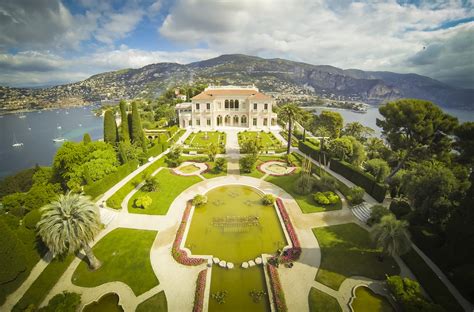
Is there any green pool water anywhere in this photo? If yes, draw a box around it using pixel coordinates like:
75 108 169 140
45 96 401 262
82 293 123 312
352 287 394 312
185 185 287 312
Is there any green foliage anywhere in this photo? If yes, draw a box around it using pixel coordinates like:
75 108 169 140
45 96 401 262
23 209 42 230
83 133 92 144
83 160 139 199
342 122 374 142
103 110 118 144
347 186 365 205
402 161 470 226
386 275 445 312
328 137 352 161
131 102 146 148
2 193 25 216
346 136 366 166
364 158 390 182
367 205 391 226
39 291 81 312
0 168 36 198
371 214 411 257
329 159 386 202
135 195 152 209
166 145 183 167
454 122 474 165
262 194 275 205
389 200 411 219
141 174 160 192
317 175 338 192
0 219 27 284
365 137 392 160
314 111 343 138
119 100 130 142
31 167 54 186
294 174 314 195
192 194 207 207
215 158 226 172
207 142 219 161
278 103 306 154
313 191 339 205
239 154 257 173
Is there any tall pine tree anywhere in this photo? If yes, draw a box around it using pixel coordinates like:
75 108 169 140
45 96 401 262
119 100 130 142
131 102 145 148
103 110 118 144
83 133 92 144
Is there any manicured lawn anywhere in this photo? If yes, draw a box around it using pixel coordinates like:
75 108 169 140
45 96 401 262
238 131 283 151
308 287 341 312
184 131 226 149
179 164 200 173
13 254 75 311
202 161 227 179
240 155 286 178
136 291 167 312
401 249 463 312
313 223 399 290
351 286 394 312
106 157 167 209
265 173 342 213
128 169 202 215
72 228 159 296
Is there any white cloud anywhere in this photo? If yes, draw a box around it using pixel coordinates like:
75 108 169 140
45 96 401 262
94 9 145 44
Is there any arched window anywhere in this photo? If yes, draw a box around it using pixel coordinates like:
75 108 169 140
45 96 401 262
225 115 231 126
241 115 247 124
217 115 223 126
235 100 239 109
230 99 234 109
233 115 239 125
225 100 229 109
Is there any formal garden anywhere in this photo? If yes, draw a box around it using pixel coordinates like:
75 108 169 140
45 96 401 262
0 98 472 312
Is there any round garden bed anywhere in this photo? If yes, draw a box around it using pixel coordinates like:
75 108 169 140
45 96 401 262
173 161 208 176
258 161 296 176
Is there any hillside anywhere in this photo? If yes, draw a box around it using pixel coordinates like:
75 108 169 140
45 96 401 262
0 54 472 112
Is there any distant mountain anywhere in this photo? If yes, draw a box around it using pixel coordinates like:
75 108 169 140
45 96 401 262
1 54 472 112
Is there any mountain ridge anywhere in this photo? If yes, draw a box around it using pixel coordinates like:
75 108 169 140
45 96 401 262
0 53 472 112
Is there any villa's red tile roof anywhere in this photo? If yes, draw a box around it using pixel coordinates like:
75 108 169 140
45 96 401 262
192 89 272 101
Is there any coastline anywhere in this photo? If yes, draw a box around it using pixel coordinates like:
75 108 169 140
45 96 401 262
0 102 99 116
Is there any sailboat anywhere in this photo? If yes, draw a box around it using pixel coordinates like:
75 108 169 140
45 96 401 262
12 134 23 147
53 126 66 143
18 113 26 119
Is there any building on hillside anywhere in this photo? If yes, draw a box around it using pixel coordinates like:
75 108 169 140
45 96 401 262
176 85 278 129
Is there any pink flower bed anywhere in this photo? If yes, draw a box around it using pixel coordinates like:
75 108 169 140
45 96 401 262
172 202 206 266
193 269 208 312
276 198 302 262
257 161 296 176
267 264 288 312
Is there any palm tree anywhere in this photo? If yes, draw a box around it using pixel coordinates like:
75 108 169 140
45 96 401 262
278 103 302 155
371 214 411 260
37 192 102 270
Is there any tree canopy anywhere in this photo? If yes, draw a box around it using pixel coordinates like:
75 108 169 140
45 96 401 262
314 111 343 138
103 110 118 144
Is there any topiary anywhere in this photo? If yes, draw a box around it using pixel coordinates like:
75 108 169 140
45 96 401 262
262 194 275 206
324 191 339 204
313 192 330 205
135 195 152 209
192 194 207 207
389 199 412 220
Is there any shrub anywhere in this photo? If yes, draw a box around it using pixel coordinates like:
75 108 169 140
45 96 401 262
166 145 183 168
0 219 27 285
390 199 412 219
319 175 338 191
141 174 160 192
192 195 207 207
364 158 390 182
239 155 257 173
135 195 152 209
294 175 314 195
23 209 41 230
325 191 339 204
39 291 81 312
367 205 391 226
215 158 226 172
347 186 365 205
262 194 275 206
313 192 330 205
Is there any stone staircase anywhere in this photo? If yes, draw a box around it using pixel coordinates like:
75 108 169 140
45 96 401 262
351 202 372 223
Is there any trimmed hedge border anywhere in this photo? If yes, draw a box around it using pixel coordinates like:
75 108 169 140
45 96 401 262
329 159 386 202
192 269 207 312
172 202 206 266
275 198 301 262
83 160 139 199
267 264 288 312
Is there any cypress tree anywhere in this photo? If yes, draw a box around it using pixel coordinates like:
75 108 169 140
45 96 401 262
83 133 92 144
131 102 145 148
103 110 118 144
119 100 130 142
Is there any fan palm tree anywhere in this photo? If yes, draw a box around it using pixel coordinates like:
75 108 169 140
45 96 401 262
371 214 411 260
37 192 102 270
278 103 302 155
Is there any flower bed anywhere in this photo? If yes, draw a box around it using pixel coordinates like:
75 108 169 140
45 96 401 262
276 198 302 262
267 264 288 312
171 162 210 177
257 161 296 176
172 202 206 266
193 269 208 312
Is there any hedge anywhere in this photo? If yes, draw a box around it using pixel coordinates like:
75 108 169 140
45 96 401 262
83 160 139 199
329 159 386 202
146 142 169 158
298 141 328 164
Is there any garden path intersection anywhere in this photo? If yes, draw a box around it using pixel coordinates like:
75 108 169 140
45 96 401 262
2 128 471 312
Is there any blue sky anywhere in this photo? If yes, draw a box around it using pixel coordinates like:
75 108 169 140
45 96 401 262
0 0 472 88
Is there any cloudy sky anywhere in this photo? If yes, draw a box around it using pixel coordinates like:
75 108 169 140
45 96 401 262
0 0 473 88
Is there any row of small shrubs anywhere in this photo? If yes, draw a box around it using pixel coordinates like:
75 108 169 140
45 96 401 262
83 160 139 199
329 159 386 202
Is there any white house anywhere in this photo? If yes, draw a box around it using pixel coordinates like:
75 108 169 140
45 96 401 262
176 85 278 129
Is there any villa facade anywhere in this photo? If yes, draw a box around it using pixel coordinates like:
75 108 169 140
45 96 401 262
176 85 278 129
